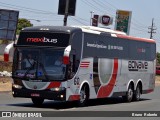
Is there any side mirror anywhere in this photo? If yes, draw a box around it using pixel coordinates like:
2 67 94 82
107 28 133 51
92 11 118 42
4 42 14 62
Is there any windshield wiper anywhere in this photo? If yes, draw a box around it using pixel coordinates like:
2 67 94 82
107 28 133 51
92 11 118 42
22 60 50 81
23 61 36 79
37 62 50 81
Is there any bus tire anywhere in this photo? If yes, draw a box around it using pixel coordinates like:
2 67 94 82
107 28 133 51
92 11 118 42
123 84 134 102
31 98 44 106
78 85 89 107
133 84 141 101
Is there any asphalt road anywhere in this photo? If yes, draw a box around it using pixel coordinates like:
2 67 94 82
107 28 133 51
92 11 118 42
0 86 160 120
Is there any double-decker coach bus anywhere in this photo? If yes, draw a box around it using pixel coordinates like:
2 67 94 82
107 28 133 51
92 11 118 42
4 26 156 106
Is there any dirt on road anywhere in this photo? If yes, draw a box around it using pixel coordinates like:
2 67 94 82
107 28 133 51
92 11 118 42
0 77 12 92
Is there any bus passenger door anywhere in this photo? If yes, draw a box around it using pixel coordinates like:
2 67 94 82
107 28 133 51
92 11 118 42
68 50 76 79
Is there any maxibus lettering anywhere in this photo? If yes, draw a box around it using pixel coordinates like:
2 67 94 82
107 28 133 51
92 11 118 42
26 37 57 43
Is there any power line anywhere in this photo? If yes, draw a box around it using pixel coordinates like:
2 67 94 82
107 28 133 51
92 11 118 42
96 0 149 30
70 17 88 25
0 2 56 15
0 4 53 15
81 0 106 13
91 0 115 15
75 16 89 23
131 22 148 29
131 26 148 33
0 0 156 38
100 0 118 10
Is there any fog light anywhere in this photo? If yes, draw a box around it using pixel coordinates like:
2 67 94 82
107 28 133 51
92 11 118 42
60 95 64 98
12 91 14 95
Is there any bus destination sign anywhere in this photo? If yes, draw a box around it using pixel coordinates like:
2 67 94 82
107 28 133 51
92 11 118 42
17 32 70 47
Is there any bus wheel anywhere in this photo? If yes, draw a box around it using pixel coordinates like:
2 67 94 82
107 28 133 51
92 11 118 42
78 85 89 107
123 84 134 102
133 84 141 101
31 98 44 106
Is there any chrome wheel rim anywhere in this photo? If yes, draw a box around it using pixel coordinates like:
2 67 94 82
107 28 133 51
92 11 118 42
136 87 140 100
80 90 86 103
128 88 133 101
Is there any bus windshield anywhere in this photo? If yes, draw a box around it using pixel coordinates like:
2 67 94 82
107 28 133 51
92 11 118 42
13 48 66 81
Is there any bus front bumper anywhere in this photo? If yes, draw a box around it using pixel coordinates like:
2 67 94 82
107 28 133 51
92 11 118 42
12 87 66 101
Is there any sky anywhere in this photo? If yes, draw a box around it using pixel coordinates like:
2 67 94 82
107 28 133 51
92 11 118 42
0 0 160 51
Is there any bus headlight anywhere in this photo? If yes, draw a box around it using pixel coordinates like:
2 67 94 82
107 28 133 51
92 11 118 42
50 87 65 91
12 84 22 89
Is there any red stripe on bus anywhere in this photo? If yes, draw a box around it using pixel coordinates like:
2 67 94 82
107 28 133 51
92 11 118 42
80 62 90 68
147 89 154 93
97 58 118 98
80 65 89 68
68 95 80 101
117 35 156 43
47 82 61 89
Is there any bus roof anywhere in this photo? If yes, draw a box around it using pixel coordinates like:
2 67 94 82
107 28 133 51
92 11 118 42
21 26 156 44
116 34 155 43
22 26 82 34
73 26 156 44
73 26 127 35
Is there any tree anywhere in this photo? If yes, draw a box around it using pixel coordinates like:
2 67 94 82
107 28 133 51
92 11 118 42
16 18 33 35
157 52 160 65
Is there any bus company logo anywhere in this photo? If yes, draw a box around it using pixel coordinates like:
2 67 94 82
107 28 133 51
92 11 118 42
137 48 146 53
128 61 148 72
26 37 57 43
87 42 107 49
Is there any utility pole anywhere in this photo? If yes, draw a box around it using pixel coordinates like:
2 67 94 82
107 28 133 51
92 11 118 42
63 0 69 26
148 18 156 39
90 11 94 26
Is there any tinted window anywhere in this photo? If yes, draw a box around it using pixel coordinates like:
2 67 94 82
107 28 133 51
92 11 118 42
13 48 67 81
83 33 156 61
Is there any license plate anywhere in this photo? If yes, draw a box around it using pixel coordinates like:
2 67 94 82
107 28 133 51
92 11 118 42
31 93 40 97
